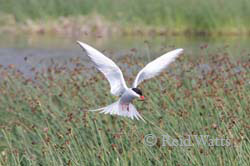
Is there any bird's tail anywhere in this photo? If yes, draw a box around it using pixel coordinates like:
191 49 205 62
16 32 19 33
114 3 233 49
89 100 145 122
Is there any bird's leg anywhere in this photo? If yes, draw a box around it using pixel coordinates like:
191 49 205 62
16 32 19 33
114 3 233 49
126 104 129 112
121 103 129 112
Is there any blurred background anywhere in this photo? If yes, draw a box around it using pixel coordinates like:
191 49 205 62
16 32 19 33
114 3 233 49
0 0 250 73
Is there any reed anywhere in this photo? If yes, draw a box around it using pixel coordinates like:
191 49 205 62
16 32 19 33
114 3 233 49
0 44 249 165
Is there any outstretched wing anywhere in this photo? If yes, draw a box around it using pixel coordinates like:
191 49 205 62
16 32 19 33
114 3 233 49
77 41 127 96
133 48 183 87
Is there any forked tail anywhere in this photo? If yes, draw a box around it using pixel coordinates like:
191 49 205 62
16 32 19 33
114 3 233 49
90 100 145 122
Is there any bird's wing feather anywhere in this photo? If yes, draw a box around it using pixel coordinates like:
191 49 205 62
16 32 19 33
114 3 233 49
133 48 183 87
77 41 127 96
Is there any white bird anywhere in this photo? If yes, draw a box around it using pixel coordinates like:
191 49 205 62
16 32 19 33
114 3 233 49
77 41 183 122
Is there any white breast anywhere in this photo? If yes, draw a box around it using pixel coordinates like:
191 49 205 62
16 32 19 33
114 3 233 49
120 89 137 104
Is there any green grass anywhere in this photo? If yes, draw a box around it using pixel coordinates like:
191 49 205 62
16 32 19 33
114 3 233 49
0 0 250 34
0 45 250 165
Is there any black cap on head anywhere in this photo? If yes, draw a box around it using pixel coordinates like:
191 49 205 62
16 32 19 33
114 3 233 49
132 88 142 96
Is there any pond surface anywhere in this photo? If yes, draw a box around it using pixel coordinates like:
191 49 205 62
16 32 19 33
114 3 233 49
0 33 249 77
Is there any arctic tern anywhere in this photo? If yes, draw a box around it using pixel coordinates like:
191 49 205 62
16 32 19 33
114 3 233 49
77 41 183 122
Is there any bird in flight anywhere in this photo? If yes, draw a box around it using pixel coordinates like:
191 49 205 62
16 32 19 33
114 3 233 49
77 41 183 122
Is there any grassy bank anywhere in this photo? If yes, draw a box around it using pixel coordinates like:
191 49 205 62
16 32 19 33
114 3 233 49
0 46 249 165
1 0 250 36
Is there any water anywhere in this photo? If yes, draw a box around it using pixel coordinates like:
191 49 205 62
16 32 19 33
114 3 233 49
0 33 249 77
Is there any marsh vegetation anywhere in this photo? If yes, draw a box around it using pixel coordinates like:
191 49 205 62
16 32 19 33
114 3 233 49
0 42 249 165
0 0 250 165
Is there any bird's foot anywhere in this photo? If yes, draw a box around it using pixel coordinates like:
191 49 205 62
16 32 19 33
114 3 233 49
121 104 129 112
126 104 129 112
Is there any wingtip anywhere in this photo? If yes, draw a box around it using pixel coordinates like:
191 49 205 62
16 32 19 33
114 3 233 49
77 41 88 51
76 40 84 46
76 41 93 51
175 48 184 56
177 48 184 53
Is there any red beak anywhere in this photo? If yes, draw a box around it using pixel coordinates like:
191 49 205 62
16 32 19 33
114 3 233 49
140 96 145 100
